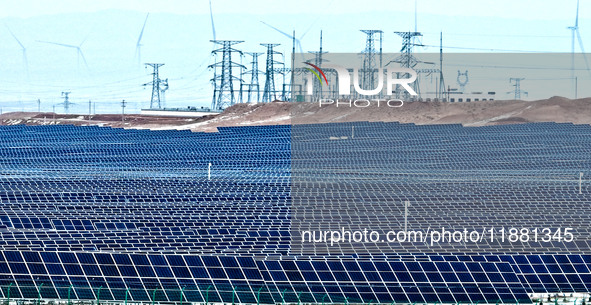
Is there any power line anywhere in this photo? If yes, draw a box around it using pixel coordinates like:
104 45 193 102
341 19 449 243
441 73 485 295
419 44 552 53
422 32 569 38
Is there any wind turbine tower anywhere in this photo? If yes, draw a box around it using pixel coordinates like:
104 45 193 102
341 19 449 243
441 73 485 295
567 0 591 98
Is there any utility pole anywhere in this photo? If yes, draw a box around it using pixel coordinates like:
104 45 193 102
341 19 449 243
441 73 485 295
438 32 446 101
291 30 296 102
144 63 165 109
121 100 126 123
61 91 72 114
209 40 245 110
88 100 92 121
261 43 282 103
37 99 41 112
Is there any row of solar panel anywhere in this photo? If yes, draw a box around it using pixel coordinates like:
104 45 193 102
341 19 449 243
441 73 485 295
0 251 531 304
2 251 591 292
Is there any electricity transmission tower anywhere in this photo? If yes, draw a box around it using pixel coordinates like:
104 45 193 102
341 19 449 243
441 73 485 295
510 78 527 100
60 91 72 114
242 52 263 103
261 43 283 103
393 31 422 99
308 31 328 99
209 40 245 110
143 63 165 109
360 30 383 95
395 31 422 68
160 78 169 108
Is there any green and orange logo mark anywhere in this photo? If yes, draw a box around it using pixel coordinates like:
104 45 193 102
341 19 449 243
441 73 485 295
304 62 328 86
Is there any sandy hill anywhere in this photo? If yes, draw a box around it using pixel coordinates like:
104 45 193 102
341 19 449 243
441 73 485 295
1 97 589 132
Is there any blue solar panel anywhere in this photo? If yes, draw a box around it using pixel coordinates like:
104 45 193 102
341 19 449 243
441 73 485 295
0 122 590 303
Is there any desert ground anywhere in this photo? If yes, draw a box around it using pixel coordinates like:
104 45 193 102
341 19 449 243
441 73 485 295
1 97 589 132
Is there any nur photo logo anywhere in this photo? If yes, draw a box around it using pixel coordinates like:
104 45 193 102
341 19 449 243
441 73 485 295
294 54 422 107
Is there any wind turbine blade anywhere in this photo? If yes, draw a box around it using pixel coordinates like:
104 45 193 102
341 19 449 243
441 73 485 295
298 0 336 40
296 41 304 54
414 0 424 47
136 13 149 46
209 0 216 40
260 21 294 40
135 13 149 65
260 21 303 53
79 35 89 48
6 25 25 49
576 30 591 76
576 30 586 53
78 49 90 70
37 40 77 49
414 0 418 32
299 25 313 41
23 49 28 68
575 0 579 27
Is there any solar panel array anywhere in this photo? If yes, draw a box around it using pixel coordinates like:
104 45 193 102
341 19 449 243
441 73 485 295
290 121 591 255
0 122 589 303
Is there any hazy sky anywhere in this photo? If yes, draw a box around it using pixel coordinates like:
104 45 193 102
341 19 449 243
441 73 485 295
1 0 586 20
0 0 588 113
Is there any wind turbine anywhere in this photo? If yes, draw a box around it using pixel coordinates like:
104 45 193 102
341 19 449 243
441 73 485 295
260 22 315 102
5 24 29 79
37 38 90 71
413 0 425 50
567 0 591 89
209 0 216 40
135 13 149 67
260 21 305 55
